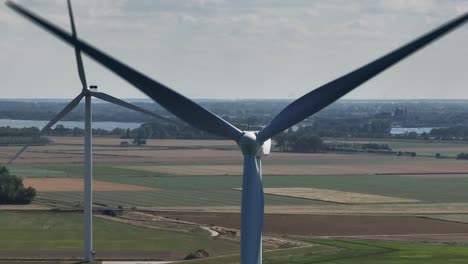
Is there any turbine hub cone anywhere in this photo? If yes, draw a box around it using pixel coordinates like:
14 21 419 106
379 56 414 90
239 131 259 156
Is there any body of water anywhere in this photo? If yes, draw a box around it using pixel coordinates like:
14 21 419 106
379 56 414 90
390 127 434 135
0 119 142 131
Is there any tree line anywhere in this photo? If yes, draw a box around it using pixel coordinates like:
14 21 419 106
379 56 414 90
0 127 50 146
0 166 36 204
273 127 393 154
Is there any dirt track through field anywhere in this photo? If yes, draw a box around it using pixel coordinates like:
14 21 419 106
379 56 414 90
23 178 158 192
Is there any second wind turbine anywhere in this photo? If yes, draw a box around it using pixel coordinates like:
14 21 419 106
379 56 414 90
8 1 173 262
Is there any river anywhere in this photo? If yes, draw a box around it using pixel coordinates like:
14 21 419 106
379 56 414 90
0 119 142 131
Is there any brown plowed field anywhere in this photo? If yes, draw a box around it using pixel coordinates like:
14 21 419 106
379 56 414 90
158 212 468 237
23 178 158 192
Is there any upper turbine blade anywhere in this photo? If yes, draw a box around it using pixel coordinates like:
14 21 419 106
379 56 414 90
91 91 176 124
7 1 243 141
8 93 84 163
257 13 468 143
67 0 87 91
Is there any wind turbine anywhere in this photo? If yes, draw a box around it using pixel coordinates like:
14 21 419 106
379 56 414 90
6 2 468 263
7 1 173 262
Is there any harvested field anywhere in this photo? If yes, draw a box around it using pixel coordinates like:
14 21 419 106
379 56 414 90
49 136 235 147
147 203 468 214
260 187 419 204
124 165 242 175
393 147 468 152
7 149 243 164
157 212 468 236
96 149 242 159
7 142 468 168
0 204 50 210
23 178 158 192
121 163 468 176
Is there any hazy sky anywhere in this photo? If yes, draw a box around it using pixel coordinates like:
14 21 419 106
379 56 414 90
1 0 468 100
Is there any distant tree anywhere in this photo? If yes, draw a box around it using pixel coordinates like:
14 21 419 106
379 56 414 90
0 166 36 204
273 133 288 152
121 129 133 139
435 153 441 159
133 137 146 146
421 132 430 140
287 133 323 153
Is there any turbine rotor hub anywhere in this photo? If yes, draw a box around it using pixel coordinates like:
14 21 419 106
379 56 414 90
239 131 260 156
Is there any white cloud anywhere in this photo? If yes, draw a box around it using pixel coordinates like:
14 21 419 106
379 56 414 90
379 0 439 13
2 0 468 99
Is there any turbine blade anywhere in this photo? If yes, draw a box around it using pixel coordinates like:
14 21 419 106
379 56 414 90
7 145 29 164
91 91 175 124
241 155 263 264
6 1 243 141
67 0 87 91
8 93 84 164
257 13 468 142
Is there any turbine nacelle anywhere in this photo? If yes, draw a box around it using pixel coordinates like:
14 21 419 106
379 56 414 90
239 131 271 157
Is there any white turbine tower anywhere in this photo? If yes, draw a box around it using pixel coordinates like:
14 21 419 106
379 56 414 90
7 1 174 262
6 2 468 263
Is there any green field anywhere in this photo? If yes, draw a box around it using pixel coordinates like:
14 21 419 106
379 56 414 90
7 163 160 178
1 239 468 264
28 172 468 207
188 239 468 264
100 174 468 204
425 214 468 223
0 213 238 257
37 189 324 208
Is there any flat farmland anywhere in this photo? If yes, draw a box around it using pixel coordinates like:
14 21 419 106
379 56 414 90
260 187 419 204
120 162 468 175
6 137 468 263
23 178 157 192
92 174 468 205
0 212 238 260
32 173 468 208
157 212 468 237
48 136 236 148
4 137 468 209
146 203 468 215
189 239 468 264
325 138 468 157
37 189 323 208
